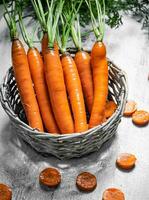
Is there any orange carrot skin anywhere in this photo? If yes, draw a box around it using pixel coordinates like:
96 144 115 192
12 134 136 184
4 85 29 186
61 54 88 133
12 39 44 131
74 51 93 114
54 41 59 55
89 41 108 128
42 33 59 56
27 47 59 133
44 49 74 134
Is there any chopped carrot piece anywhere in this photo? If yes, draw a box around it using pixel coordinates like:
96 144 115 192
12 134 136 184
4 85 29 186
116 153 137 170
105 101 117 119
76 172 97 192
123 101 137 117
102 188 125 200
0 183 12 200
39 168 61 188
132 110 149 126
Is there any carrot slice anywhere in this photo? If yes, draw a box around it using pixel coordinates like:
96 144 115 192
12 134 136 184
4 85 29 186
116 153 137 170
105 101 117 119
0 183 12 200
102 188 125 200
39 168 61 188
132 110 149 126
123 101 137 116
76 172 97 192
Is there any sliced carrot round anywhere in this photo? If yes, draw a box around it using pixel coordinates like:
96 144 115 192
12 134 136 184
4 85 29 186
123 100 137 116
102 188 125 200
76 172 97 192
105 101 117 119
39 168 61 188
116 153 137 170
132 110 149 126
0 183 12 200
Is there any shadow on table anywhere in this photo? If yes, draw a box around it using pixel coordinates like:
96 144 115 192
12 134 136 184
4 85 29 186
0 120 119 200
0 121 118 174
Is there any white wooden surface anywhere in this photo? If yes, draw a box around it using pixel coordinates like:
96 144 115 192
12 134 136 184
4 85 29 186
0 7 149 200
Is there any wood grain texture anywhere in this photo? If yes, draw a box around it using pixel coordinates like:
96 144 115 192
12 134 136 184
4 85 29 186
0 9 149 200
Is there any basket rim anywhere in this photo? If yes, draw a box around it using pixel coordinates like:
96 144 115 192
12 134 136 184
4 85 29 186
0 59 128 140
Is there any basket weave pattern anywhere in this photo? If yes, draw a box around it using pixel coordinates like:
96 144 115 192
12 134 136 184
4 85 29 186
0 60 127 159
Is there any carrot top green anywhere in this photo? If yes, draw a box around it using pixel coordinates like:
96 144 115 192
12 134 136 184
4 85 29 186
57 0 83 54
86 0 105 42
71 15 82 51
3 0 18 39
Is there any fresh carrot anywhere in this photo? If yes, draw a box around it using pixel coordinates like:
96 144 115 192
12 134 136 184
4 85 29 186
74 51 93 113
86 0 109 128
18 7 59 133
3 0 44 131
61 54 88 132
89 42 108 128
44 50 74 133
57 1 87 133
71 16 93 114
27 48 59 133
12 39 44 131
39 0 74 134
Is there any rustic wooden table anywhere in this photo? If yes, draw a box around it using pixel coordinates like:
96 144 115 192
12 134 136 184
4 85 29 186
0 6 149 199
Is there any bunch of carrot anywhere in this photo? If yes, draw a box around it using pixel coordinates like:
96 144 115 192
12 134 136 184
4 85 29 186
3 0 117 134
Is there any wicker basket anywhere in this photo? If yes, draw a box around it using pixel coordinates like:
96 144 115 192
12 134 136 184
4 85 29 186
0 59 127 159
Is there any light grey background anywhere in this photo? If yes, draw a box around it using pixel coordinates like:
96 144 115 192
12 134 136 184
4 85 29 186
0 5 149 200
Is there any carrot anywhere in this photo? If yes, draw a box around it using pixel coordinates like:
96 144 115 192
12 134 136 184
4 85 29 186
18 7 59 133
27 48 59 133
42 32 59 56
123 100 137 117
86 0 109 128
44 49 74 133
32 0 73 133
61 54 88 132
71 17 93 114
12 39 44 131
74 51 93 114
3 0 44 131
102 188 125 200
104 101 117 119
132 110 149 126
116 153 137 170
89 42 108 128
56 1 87 132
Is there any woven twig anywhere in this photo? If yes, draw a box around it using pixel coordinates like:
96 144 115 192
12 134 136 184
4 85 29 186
0 60 128 159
